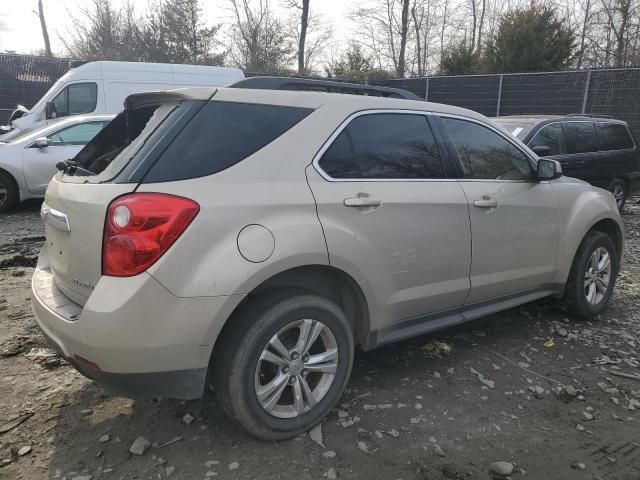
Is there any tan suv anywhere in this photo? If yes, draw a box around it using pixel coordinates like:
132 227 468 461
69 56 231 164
32 78 624 439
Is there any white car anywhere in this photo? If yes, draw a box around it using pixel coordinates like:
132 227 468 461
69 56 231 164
0 115 113 212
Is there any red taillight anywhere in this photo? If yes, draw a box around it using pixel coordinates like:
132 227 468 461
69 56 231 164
102 193 199 277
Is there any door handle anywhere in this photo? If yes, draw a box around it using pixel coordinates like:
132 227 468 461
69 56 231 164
473 196 499 208
344 194 381 208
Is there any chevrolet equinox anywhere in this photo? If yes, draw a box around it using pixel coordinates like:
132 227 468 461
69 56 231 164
32 79 624 440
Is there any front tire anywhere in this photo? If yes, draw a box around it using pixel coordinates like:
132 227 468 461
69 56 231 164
212 293 354 440
563 231 618 318
0 171 19 213
608 179 627 212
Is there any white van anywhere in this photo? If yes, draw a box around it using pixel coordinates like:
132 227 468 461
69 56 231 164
1 61 244 140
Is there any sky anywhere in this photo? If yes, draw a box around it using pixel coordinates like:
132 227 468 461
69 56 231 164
0 0 350 56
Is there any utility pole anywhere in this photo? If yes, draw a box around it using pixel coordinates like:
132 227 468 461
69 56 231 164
38 0 52 56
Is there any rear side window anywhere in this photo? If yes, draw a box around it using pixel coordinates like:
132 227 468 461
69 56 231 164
563 122 596 154
529 123 565 156
441 117 532 180
597 123 635 150
319 113 445 179
144 102 312 182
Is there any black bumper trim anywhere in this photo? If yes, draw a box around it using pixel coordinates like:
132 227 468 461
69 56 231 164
70 359 207 400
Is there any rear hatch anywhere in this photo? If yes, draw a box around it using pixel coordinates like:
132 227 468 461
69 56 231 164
42 181 136 305
42 88 214 305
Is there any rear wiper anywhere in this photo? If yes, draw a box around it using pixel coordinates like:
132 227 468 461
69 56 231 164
56 159 95 176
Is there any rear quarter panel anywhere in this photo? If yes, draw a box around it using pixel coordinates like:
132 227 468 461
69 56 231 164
139 105 340 299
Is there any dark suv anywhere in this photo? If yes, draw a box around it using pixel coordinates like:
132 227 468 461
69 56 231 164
494 114 640 210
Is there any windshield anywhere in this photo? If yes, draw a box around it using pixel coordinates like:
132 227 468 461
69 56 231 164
29 75 68 115
493 121 535 140
68 101 180 180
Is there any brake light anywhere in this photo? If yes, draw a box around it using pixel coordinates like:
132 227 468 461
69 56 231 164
103 193 199 277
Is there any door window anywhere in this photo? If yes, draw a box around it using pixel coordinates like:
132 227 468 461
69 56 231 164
47 122 107 146
529 123 565 156
562 122 596 154
51 83 98 117
319 113 445 179
596 122 635 150
441 117 532 180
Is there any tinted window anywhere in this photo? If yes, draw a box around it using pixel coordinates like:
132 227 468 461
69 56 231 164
51 83 97 117
442 117 532 180
145 102 312 182
529 123 565 156
563 122 596 154
319 113 444 179
320 129 359 178
47 122 106 146
597 123 635 150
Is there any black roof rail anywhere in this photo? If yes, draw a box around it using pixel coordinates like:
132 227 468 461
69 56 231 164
229 76 422 100
566 113 613 119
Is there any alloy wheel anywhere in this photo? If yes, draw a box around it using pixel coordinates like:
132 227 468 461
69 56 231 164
610 184 625 210
584 246 612 305
0 181 7 209
254 319 338 419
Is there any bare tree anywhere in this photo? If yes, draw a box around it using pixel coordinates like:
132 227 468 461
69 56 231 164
285 0 332 73
600 0 636 65
351 0 413 77
284 0 310 73
228 0 293 72
575 0 595 67
64 0 224 64
37 0 52 56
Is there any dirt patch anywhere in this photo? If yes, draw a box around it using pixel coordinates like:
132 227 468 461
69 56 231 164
1 199 639 480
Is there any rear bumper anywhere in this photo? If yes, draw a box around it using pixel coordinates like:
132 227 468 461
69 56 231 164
31 246 244 399
35 318 206 399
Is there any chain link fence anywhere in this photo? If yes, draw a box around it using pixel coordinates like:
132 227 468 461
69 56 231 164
0 54 70 125
379 68 640 140
1 54 639 140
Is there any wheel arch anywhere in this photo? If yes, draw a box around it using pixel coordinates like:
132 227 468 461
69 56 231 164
0 167 19 191
211 265 371 360
587 218 623 261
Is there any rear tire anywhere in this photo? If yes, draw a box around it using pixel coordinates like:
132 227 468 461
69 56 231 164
608 178 627 212
212 293 354 440
562 231 618 318
0 171 19 213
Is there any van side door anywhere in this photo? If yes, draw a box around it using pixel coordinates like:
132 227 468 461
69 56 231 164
560 121 601 186
595 121 638 190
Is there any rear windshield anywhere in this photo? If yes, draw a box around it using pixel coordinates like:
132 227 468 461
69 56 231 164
65 101 181 181
142 101 313 183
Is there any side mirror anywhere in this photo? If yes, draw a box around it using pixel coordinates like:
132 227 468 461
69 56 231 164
34 137 49 148
537 158 562 181
45 101 56 120
532 145 551 157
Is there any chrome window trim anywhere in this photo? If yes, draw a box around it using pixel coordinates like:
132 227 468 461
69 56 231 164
312 108 455 183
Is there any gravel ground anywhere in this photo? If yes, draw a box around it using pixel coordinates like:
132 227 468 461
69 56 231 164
1 198 640 480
